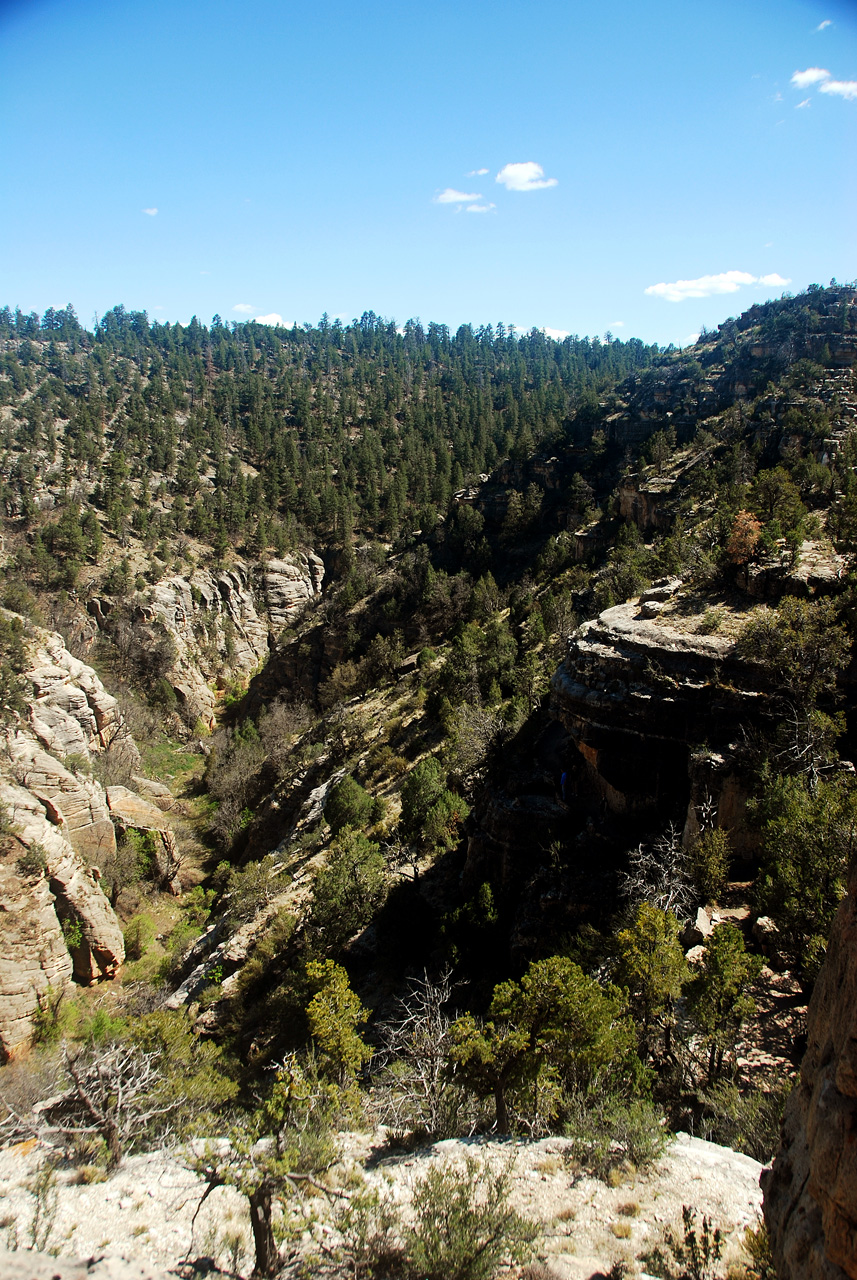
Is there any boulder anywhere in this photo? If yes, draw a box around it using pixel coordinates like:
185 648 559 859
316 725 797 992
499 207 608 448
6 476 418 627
682 906 714 949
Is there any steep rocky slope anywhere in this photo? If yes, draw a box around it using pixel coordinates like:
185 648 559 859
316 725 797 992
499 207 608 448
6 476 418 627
89 553 324 728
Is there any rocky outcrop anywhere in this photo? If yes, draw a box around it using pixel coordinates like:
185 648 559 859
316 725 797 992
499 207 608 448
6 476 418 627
0 835 74 1060
550 599 764 834
0 1131 764 1280
6 729 117 865
17 622 140 768
0 621 193 1057
0 778 125 1058
261 554 324 630
89 553 324 727
106 785 182 894
763 850 857 1279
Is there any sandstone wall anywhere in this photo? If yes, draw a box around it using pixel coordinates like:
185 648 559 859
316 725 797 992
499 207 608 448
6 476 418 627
0 778 125 1058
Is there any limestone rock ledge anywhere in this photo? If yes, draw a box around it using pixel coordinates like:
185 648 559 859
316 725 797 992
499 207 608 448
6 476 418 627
763 851 857 1280
21 623 140 767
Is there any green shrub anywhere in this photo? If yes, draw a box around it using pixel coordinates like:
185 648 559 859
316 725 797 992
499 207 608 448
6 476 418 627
689 829 731 902
16 841 48 878
564 1093 668 1180
124 913 157 961
664 1206 724 1280
334 1182 403 1278
61 916 84 950
405 1155 537 1280
325 775 375 834
700 1079 790 1163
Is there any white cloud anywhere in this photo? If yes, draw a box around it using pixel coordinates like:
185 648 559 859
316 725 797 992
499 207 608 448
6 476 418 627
791 66 831 88
820 77 857 100
816 19 832 30
467 168 489 176
495 161 558 192
435 188 482 204
543 326 569 340
684 333 701 346
253 314 290 326
609 320 625 328
466 202 495 214
796 98 812 108
142 207 158 216
645 270 791 303
232 303 254 314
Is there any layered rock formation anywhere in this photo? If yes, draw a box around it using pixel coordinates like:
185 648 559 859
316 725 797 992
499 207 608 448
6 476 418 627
549 594 765 838
106 785 181 895
0 619 186 1058
20 623 140 767
89 553 324 727
0 778 125 1058
763 850 857 1279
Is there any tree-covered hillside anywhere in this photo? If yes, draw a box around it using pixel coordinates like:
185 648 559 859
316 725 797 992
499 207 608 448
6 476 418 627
0 303 657 578
3 285 857 1272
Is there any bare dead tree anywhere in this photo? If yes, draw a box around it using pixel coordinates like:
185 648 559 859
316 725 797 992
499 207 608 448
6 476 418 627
372 969 468 1139
619 822 695 918
2 1041 185 1170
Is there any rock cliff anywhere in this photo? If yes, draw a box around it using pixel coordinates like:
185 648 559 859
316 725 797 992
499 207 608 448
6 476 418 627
0 777 124 1059
549 593 765 839
0 619 186 1059
88 553 324 727
763 848 857 1279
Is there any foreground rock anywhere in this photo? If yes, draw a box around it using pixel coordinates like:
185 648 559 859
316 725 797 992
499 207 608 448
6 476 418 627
0 1249 176 1280
0 1132 762 1279
763 848 857 1279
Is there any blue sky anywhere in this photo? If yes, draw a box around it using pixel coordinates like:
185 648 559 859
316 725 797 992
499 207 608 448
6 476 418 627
1 0 855 346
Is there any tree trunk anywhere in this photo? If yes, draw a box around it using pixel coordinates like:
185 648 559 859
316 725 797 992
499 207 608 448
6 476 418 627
249 1185 279 1278
494 1084 510 1134
103 1119 123 1171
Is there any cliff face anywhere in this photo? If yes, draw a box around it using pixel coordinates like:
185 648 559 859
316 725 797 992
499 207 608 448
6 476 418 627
0 618 186 1059
763 851 857 1280
0 777 124 1059
88 552 324 727
549 593 765 839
